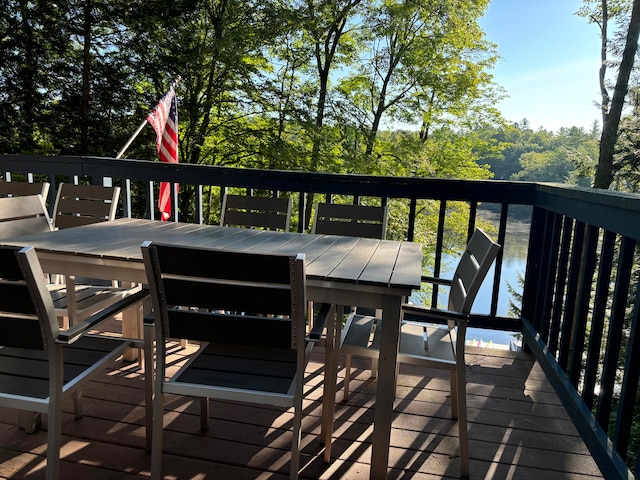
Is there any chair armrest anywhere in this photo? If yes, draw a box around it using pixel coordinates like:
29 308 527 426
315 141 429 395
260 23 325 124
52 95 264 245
307 302 332 341
57 287 149 344
420 275 452 287
401 303 469 325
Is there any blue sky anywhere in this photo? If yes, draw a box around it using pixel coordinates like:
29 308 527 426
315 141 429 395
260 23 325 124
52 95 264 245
479 0 603 132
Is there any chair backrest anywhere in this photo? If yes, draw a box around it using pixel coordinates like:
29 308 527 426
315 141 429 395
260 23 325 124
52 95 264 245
220 193 292 232
0 195 53 238
0 245 59 351
142 242 306 349
52 183 121 229
0 181 50 199
312 202 388 239
448 228 501 314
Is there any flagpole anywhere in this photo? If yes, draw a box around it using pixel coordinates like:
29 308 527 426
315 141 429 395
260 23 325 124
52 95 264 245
116 119 148 159
115 76 182 159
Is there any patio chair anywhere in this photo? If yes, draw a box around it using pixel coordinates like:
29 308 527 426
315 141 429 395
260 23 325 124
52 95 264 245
51 182 121 229
0 194 52 237
311 201 388 320
0 180 50 199
0 194 142 330
0 244 148 480
339 227 500 477
220 193 293 231
50 183 142 328
142 242 328 480
312 201 388 239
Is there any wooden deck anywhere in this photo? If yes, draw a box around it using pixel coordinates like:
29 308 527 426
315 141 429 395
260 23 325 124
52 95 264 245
0 339 605 479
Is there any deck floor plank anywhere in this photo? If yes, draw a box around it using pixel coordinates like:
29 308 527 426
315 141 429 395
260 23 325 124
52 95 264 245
0 340 605 479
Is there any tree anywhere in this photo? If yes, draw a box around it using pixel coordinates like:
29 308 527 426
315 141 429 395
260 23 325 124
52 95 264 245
336 0 499 161
0 1 70 153
511 150 576 182
122 0 291 221
300 0 364 167
579 0 640 189
612 87 640 191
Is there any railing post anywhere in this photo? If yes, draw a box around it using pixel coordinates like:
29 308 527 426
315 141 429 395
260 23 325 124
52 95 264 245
298 192 306 233
407 198 416 242
521 206 545 330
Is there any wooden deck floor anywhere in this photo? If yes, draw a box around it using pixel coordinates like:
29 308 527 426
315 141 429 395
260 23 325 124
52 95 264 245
0 341 605 479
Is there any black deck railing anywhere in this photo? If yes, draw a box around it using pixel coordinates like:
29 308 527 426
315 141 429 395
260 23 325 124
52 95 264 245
2 154 640 479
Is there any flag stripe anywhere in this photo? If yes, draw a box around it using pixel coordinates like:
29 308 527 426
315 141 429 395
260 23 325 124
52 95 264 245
147 85 179 221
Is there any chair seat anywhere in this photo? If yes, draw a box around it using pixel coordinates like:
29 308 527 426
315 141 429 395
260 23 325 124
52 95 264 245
341 313 457 365
0 335 129 403
49 283 142 325
399 324 457 366
171 342 298 399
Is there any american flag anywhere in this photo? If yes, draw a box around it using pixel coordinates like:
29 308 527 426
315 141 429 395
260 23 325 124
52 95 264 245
147 85 178 221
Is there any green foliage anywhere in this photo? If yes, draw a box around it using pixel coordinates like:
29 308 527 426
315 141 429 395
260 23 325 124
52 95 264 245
611 88 640 192
479 122 599 185
418 129 494 180
0 0 606 198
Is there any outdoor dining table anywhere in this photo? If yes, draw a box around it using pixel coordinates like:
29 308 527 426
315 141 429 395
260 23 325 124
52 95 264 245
2 217 422 480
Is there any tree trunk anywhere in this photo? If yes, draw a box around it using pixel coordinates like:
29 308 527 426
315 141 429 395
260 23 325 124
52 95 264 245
593 0 640 189
81 0 92 156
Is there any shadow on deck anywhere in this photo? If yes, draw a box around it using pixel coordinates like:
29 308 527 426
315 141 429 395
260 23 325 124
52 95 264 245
0 341 604 479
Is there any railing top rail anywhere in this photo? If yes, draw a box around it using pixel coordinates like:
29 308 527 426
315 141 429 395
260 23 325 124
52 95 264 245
4 154 640 239
534 182 640 240
2 154 537 203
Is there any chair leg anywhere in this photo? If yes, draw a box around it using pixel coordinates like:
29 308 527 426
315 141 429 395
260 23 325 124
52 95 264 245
72 390 83 419
200 397 209 431
150 391 164 480
371 357 379 378
150 330 165 479
143 322 154 452
290 398 302 480
46 405 62 480
456 365 469 477
457 377 469 476
343 353 352 401
47 369 64 480
450 370 459 420
18 411 41 433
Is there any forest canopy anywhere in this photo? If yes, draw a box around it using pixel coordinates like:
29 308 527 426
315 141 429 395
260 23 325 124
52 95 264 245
0 0 636 195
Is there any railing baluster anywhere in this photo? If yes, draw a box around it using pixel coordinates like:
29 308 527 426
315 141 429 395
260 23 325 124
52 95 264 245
583 230 616 408
568 224 599 387
521 206 546 333
597 236 636 429
550 217 573 354
559 221 585 371
614 269 640 459
431 200 447 308
407 197 416 242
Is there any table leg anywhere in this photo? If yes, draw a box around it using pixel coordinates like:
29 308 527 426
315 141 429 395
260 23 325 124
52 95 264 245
370 294 401 480
122 291 149 363
122 302 142 362
321 305 338 462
